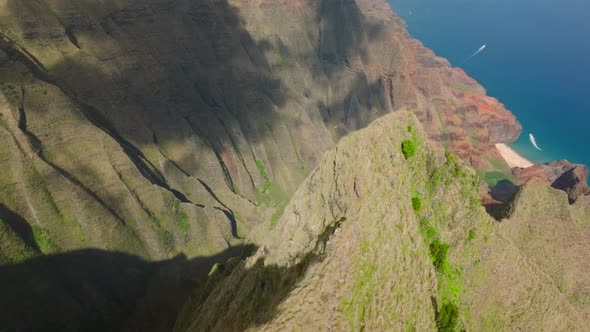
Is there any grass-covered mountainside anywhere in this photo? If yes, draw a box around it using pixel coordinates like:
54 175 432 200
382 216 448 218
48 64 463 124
174 111 590 331
0 0 520 263
0 0 588 331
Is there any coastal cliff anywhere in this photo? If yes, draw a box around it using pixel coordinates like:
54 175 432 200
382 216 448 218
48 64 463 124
0 0 586 331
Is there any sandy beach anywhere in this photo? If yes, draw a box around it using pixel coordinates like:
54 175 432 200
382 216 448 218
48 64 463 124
495 143 534 169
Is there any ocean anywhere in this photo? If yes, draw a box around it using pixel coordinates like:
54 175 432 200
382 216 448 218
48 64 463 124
388 0 590 168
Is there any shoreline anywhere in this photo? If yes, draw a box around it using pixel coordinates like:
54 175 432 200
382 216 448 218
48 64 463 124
495 143 534 169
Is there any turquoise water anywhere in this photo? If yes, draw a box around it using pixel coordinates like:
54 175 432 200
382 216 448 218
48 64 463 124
388 0 590 167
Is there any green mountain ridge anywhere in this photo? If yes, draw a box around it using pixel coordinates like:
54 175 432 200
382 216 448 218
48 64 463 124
174 110 590 331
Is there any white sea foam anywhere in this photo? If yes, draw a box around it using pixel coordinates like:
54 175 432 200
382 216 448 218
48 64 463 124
529 133 542 151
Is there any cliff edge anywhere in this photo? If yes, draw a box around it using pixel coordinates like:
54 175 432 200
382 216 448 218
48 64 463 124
175 111 590 331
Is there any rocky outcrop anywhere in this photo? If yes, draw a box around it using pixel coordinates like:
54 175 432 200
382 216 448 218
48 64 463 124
553 165 590 203
513 160 590 203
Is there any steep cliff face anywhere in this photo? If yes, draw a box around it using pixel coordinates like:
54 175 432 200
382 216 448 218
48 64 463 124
175 111 589 331
0 0 520 261
513 160 590 203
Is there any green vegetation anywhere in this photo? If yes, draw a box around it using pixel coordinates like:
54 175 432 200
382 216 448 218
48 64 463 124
177 211 190 234
401 139 417 159
412 196 422 212
428 152 463 189
436 302 459 332
253 180 289 230
255 159 269 181
468 228 476 241
480 170 513 187
32 225 57 253
444 152 464 179
168 196 181 212
0 221 37 265
429 239 450 272
252 159 291 229
340 240 378 330
486 156 512 173
208 262 222 277
414 150 478 331
419 218 436 243
428 234 462 332
401 123 420 160
269 204 285 229
255 159 271 194
427 152 481 212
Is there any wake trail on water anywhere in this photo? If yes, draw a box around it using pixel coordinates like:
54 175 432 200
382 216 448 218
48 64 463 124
529 133 543 151
464 44 486 63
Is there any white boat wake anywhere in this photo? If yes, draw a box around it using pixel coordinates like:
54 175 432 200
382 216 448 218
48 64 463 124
465 44 486 62
529 133 542 151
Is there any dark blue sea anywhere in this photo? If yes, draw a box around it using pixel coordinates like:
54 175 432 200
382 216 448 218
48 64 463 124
388 0 590 168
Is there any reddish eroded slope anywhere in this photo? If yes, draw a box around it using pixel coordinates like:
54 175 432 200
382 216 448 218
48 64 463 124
352 0 521 167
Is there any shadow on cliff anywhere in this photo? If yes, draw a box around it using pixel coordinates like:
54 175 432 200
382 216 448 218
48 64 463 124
318 73 393 140
3 0 293 144
1 0 288 198
0 202 40 251
0 0 390 245
316 0 384 78
174 217 346 331
312 0 393 138
0 244 257 332
1 0 387 193
484 179 519 220
1 217 343 332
